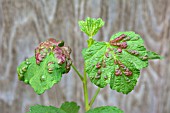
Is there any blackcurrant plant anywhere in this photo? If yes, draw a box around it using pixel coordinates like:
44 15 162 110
17 17 162 113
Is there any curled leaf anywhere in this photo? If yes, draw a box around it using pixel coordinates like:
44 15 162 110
17 38 72 94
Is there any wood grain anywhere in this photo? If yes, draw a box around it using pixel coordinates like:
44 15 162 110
0 0 169 113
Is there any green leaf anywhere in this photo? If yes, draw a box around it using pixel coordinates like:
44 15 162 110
82 41 112 88
86 106 124 113
78 17 104 37
60 102 80 113
17 54 64 94
27 105 66 113
17 38 72 94
27 102 80 113
82 31 162 94
147 51 163 59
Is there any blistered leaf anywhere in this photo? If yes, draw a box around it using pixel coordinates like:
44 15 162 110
82 31 162 94
86 106 124 113
60 102 80 113
27 105 66 113
78 17 104 37
17 38 72 94
82 41 112 88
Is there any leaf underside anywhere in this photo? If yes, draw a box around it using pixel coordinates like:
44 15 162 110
82 31 162 94
86 106 124 113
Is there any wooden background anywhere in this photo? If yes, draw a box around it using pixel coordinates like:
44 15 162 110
0 0 169 113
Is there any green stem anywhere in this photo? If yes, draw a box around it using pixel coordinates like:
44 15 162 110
71 64 90 111
71 35 100 112
71 64 84 81
89 36 93 39
89 87 101 108
83 64 90 111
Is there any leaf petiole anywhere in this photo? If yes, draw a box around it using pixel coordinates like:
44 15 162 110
71 64 84 81
89 87 101 108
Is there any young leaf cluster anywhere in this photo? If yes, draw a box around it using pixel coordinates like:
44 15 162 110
78 17 104 37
